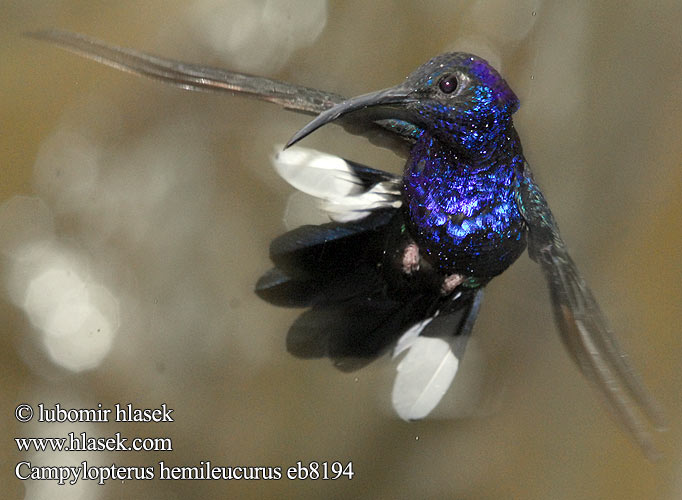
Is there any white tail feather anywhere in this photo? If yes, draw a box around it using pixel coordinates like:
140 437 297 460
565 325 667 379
272 146 401 223
272 146 364 199
323 183 401 222
392 336 460 420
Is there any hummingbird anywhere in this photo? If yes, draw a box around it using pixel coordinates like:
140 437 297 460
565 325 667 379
27 29 665 458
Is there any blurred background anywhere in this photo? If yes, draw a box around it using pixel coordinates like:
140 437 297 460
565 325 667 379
2 1 681 498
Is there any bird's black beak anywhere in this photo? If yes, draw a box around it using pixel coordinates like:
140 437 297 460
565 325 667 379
285 86 416 148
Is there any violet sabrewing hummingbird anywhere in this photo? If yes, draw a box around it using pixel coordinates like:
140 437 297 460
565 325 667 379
27 29 665 458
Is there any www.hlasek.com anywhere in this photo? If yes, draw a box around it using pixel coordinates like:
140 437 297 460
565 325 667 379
15 461 355 485
15 432 172 452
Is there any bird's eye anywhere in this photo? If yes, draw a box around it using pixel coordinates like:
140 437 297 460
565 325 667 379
438 74 458 94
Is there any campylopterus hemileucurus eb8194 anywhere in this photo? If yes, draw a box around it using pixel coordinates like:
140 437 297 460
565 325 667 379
27 29 665 459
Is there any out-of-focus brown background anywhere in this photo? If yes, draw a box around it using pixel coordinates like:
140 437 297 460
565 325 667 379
2 1 681 498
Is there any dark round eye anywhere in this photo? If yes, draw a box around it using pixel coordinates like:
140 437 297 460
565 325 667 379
438 74 458 94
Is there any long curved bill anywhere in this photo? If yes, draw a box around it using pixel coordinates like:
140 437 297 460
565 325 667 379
285 86 417 148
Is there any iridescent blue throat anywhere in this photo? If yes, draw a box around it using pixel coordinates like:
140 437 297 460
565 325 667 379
402 129 527 279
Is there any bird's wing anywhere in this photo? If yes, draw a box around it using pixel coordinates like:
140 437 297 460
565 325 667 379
25 29 415 154
516 164 665 459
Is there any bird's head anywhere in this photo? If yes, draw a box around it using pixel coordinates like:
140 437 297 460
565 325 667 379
287 53 520 158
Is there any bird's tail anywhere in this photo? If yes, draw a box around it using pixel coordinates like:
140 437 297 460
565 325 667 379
256 147 483 420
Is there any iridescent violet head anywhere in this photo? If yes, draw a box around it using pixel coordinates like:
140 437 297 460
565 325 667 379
286 52 519 158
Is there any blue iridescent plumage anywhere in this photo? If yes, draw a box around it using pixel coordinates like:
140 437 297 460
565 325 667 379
29 30 665 459
403 131 526 277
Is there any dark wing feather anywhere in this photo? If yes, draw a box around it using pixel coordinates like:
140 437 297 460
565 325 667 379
25 29 415 154
25 29 342 113
288 292 422 372
263 207 437 372
268 209 395 278
516 164 665 459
